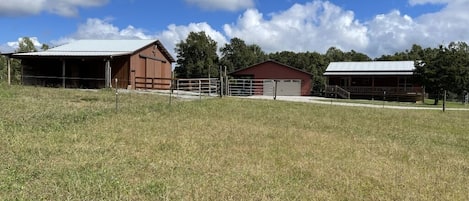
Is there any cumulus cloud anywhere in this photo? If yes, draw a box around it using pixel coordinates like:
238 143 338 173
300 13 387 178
408 0 451 6
6 37 43 51
7 0 469 59
223 0 469 57
52 18 228 59
185 0 254 11
224 1 368 54
157 23 228 54
365 11 419 55
364 0 469 56
0 0 108 17
0 44 15 53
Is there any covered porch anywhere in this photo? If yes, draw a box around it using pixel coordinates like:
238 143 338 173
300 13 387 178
326 76 423 101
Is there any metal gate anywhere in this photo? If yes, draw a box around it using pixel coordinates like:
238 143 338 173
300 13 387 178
228 79 301 96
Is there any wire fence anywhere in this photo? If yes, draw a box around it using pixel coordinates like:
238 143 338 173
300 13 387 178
1 74 468 113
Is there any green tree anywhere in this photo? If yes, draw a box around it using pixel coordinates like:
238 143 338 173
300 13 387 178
0 37 35 84
376 44 426 61
174 31 219 78
18 37 37 53
220 37 267 73
41 44 50 51
415 42 469 104
325 47 346 62
345 50 371 61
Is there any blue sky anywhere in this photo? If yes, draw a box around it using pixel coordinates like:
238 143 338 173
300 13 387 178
1 0 467 58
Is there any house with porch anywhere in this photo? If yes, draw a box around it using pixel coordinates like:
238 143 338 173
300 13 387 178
323 61 423 101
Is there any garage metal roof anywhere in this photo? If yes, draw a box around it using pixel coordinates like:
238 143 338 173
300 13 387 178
324 61 415 76
12 40 174 62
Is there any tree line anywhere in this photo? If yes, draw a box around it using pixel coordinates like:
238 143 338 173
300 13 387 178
175 31 469 101
0 37 48 84
1 35 469 102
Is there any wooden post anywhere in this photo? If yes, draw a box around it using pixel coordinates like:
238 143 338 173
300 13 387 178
422 86 425 103
334 85 338 99
219 65 223 97
464 92 469 106
199 79 202 100
224 65 228 96
62 60 66 88
115 78 118 113
105 59 111 88
383 91 386 108
274 80 278 100
7 55 11 85
443 90 447 112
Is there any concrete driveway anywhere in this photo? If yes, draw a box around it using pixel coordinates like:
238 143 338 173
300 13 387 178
242 95 469 111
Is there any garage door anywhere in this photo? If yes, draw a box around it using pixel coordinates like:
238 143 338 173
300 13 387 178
263 79 301 96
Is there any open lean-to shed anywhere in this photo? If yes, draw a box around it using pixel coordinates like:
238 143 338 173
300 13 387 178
230 60 313 96
11 39 175 89
324 61 423 101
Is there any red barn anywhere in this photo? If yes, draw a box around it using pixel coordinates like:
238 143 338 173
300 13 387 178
230 60 313 96
12 39 175 90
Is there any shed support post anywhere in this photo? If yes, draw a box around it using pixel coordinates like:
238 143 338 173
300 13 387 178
62 60 66 88
7 56 11 85
105 59 111 88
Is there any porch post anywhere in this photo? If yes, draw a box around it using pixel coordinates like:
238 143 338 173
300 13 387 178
105 59 111 88
7 55 11 85
62 60 66 88
404 77 407 92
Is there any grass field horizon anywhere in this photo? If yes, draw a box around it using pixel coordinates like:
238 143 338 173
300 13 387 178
1 84 469 200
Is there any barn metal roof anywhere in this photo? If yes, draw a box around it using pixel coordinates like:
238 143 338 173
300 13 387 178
230 60 313 76
12 39 175 62
324 61 415 76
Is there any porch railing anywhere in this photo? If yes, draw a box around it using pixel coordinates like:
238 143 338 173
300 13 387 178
341 86 423 95
325 85 351 99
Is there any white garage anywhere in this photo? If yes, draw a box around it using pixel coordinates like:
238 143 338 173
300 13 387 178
263 79 302 96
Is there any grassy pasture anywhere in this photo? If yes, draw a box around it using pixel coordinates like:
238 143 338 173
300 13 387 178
1 84 469 200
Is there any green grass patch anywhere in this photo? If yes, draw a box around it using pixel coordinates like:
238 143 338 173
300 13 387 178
1 85 469 200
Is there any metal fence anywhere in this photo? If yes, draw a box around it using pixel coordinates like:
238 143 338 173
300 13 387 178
227 79 275 96
174 78 220 97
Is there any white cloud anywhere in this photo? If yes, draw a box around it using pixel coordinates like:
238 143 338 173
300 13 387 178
9 0 469 59
0 44 15 53
363 0 469 56
0 0 108 17
365 11 420 56
224 1 369 54
223 0 469 57
52 18 228 59
185 0 254 11
157 23 228 55
408 0 450 6
6 37 43 51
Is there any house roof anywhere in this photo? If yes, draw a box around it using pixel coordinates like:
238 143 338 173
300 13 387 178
324 61 415 76
12 39 175 62
230 60 313 76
